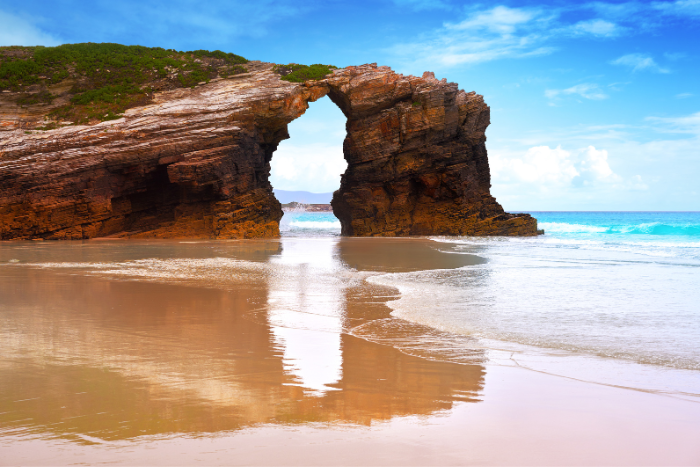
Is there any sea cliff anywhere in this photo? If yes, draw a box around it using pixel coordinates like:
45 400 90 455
0 44 539 239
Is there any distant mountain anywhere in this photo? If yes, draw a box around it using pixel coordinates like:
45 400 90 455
274 190 334 204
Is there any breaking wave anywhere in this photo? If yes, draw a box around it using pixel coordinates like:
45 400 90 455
280 212 342 236
289 220 341 229
539 221 700 236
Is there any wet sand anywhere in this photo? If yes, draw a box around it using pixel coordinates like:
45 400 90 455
1 238 699 465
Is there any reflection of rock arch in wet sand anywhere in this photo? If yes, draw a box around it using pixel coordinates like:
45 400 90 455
0 63 538 239
0 252 484 440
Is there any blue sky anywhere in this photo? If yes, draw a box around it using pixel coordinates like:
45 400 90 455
1 0 699 210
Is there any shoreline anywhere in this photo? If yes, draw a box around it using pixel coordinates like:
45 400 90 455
1 237 699 465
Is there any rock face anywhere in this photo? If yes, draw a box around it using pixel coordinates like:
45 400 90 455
0 63 539 239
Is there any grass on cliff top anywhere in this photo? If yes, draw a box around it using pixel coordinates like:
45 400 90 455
273 64 338 83
0 43 248 125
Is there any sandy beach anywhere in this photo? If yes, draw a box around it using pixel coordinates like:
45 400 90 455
1 237 698 465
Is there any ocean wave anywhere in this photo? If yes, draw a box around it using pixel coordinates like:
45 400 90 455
539 221 700 236
538 222 608 233
367 263 700 375
288 220 341 229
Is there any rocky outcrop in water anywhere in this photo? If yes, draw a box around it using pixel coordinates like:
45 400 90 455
0 62 539 239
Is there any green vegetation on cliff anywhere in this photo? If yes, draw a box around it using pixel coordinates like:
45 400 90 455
273 64 338 83
0 43 248 124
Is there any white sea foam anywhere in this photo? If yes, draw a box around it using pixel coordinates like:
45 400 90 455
424 212 700 387
430 228 700 262
538 220 700 236
379 235 700 376
289 220 341 229
538 222 608 233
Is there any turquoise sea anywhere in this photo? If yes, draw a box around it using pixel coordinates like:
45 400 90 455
283 210 700 259
535 211 700 258
282 210 700 397
284 210 700 240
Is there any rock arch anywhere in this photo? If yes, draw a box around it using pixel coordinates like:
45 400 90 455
0 62 538 240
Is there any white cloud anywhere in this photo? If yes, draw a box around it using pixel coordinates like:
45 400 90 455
610 53 670 73
270 143 347 193
645 111 700 134
545 83 609 100
3 1 304 49
446 5 542 34
385 3 648 69
584 2 645 20
388 5 556 67
490 111 700 210
584 1 700 30
567 19 621 37
626 174 649 191
652 0 700 17
387 1 700 70
491 145 579 185
0 10 60 46
491 145 620 188
675 93 694 99
386 4 632 68
664 52 687 61
578 146 618 181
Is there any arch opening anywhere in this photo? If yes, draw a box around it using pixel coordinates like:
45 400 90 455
270 95 347 235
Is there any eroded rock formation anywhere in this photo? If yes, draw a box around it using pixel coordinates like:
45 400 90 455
0 62 539 239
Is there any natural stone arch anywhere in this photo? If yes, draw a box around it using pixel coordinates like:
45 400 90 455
287 65 538 236
0 62 538 240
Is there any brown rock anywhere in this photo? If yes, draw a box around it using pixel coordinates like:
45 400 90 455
0 63 539 239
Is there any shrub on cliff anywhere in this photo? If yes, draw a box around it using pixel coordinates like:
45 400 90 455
188 49 247 64
273 64 338 83
0 43 249 124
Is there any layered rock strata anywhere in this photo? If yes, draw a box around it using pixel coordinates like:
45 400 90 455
0 63 539 239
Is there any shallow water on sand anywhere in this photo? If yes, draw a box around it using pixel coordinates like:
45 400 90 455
1 225 700 465
280 212 700 379
0 239 485 440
